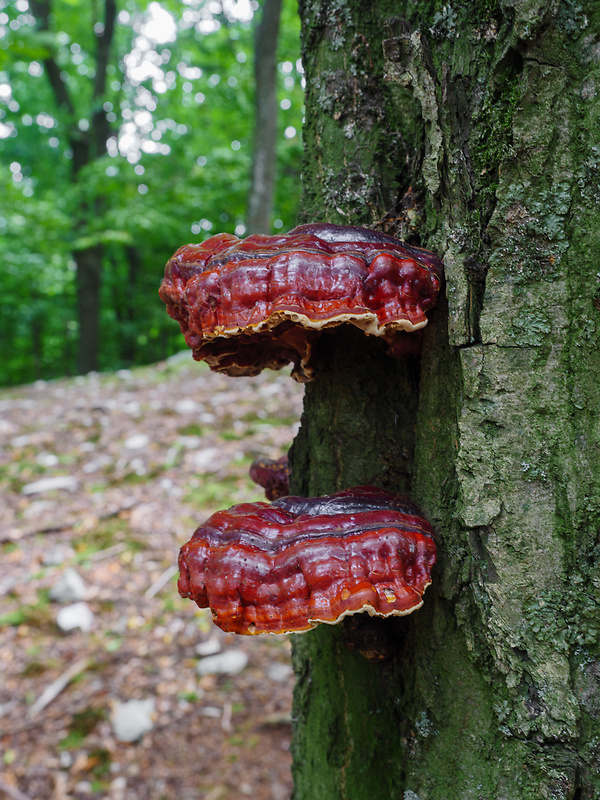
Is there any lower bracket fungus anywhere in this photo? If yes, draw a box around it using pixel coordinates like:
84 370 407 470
159 223 443 381
177 486 436 635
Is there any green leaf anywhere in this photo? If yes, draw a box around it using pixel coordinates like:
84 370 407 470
5 30 57 61
0 610 27 627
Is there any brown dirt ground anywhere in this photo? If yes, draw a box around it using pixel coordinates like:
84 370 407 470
0 355 305 800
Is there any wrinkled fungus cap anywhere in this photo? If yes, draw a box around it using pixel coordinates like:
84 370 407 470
249 455 290 500
177 486 436 635
159 224 443 381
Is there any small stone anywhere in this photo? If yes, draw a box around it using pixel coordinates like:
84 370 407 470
21 476 78 495
49 568 86 604
196 650 248 676
122 401 141 415
36 452 60 467
201 706 222 718
0 578 16 598
22 499 54 520
259 383 281 398
123 433 150 450
0 419 15 435
174 399 199 414
266 662 294 683
82 454 112 474
195 638 222 657
128 458 146 475
56 602 94 633
0 700 17 719
43 545 76 567
177 436 202 449
191 447 220 471
112 698 156 742
110 776 127 793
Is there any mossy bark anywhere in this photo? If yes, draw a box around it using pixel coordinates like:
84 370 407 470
289 1 600 797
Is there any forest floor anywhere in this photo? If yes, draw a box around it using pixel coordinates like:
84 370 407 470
0 354 305 800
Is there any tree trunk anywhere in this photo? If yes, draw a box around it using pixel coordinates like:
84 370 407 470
32 0 116 374
246 0 283 233
74 244 103 375
289 1 600 797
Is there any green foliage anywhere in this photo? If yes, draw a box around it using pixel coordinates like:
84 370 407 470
0 168 76 385
0 0 303 385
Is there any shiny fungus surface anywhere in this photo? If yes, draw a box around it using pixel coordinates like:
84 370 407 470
249 455 290 500
159 223 443 381
177 485 436 635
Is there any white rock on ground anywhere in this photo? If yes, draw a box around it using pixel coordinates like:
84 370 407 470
123 433 150 450
191 447 220 471
196 650 248 676
36 452 60 467
112 698 156 742
49 568 86 603
195 638 222 657
173 399 199 414
22 499 54 520
56 602 94 633
266 662 294 683
21 476 78 495
43 545 76 567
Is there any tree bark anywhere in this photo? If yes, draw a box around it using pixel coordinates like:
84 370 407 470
74 244 103 375
290 1 600 797
246 0 283 233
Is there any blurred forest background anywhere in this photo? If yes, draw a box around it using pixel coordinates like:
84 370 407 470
0 0 303 387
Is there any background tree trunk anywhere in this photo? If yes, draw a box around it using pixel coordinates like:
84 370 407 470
246 0 283 233
32 0 116 374
289 1 600 797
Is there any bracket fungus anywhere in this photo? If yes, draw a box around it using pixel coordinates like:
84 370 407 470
177 485 436 635
249 455 290 500
159 223 443 381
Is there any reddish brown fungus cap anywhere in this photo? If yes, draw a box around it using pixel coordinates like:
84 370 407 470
159 223 444 381
177 485 436 635
249 455 290 500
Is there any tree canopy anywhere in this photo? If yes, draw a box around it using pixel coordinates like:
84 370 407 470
0 0 303 385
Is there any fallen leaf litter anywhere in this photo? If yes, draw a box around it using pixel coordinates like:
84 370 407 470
0 354 303 800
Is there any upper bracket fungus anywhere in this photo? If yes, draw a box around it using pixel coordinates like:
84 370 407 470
177 485 436 635
159 223 443 381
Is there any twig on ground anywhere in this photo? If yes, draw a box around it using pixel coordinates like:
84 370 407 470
144 564 178 599
0 778 34 800
221 701 233 733
28 657 89 719
86 542 128 562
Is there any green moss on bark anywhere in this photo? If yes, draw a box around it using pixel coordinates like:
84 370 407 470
291 1 600 797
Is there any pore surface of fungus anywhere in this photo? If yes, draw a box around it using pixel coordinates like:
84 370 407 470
177 485 436 635
159 224 443 381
